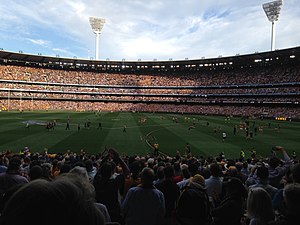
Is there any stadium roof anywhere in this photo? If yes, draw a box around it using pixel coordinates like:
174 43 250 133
0 46 299 72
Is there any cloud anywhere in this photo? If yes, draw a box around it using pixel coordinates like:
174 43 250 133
0 0 299 60
27 39 49 47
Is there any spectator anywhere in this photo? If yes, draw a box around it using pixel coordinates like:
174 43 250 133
28 165 43 181
121 167 165 225
177 164 191 190
177 174 211 225
155 164 180 218
85 159 97 182
0 155 8 173
246 187 275 225
211 177 247 225
176 162 199 190
272 163 300 215
268 146 292 189
291 163 300 183
93 148 129 223
248 166 278 199
66 166 111 223
154 165 165 186
269 183 300 225
173 162 183 183
123 160 142 198
0 177 104 225
205 163 223 206
0 156 28 210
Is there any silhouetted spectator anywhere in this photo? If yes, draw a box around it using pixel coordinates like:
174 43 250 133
246 187 275 225
211 177 246 225
0 177 104 225
121 167 165 225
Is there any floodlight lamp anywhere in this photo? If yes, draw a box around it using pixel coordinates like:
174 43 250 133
263 0 283 22
89 17 105 33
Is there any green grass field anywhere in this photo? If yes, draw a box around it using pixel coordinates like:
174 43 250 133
0 111 299 159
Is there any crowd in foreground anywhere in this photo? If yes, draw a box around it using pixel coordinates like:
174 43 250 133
0 146 299 225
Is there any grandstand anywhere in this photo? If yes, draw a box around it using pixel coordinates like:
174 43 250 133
0 46 300 225
0 47 299 119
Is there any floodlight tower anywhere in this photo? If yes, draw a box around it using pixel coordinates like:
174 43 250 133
262 0 283 51
89 17 105 60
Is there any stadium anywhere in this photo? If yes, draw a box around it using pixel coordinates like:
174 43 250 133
0 37 299 157
0 1 300 225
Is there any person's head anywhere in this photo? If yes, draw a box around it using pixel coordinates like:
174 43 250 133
173 161 181 175
63 169 96 201
269 156 280 168
41 163 52 180
188 162 199 176
224 177 247 197
84 159 94 172
141 167 155 188
99 162 113 179
156 166 165 180
189 174 205 188
227 166 238 177
68 166 89 181
59 163 71 174
129 160 141 177
291 163 300 183
29 165 43 181
256 166 269 180
209 163 221 177
181 164 190 179
7 156 22 173
163 165 174 179
247 187 274 222
0 178 104 225
235 162 243 172
283 183 300 216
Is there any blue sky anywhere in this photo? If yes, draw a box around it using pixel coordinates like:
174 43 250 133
0 0 299 61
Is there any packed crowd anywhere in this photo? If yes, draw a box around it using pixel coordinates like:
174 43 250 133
1 64 299 86
0 64 299 118
1 100 299 118
0 146 299 225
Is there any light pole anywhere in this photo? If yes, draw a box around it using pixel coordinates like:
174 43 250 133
262 0 283 51
89 17 105 60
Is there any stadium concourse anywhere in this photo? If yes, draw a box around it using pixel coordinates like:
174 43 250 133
0 47 299 225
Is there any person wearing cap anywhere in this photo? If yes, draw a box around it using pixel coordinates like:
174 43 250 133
211 177 247 225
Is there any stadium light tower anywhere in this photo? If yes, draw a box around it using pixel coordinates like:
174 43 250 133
262 0 283 51
89 17 105 60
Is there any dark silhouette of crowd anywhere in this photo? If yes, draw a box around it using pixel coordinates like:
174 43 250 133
0 146 299 225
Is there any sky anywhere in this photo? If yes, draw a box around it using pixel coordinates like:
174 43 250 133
0 0 299 61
